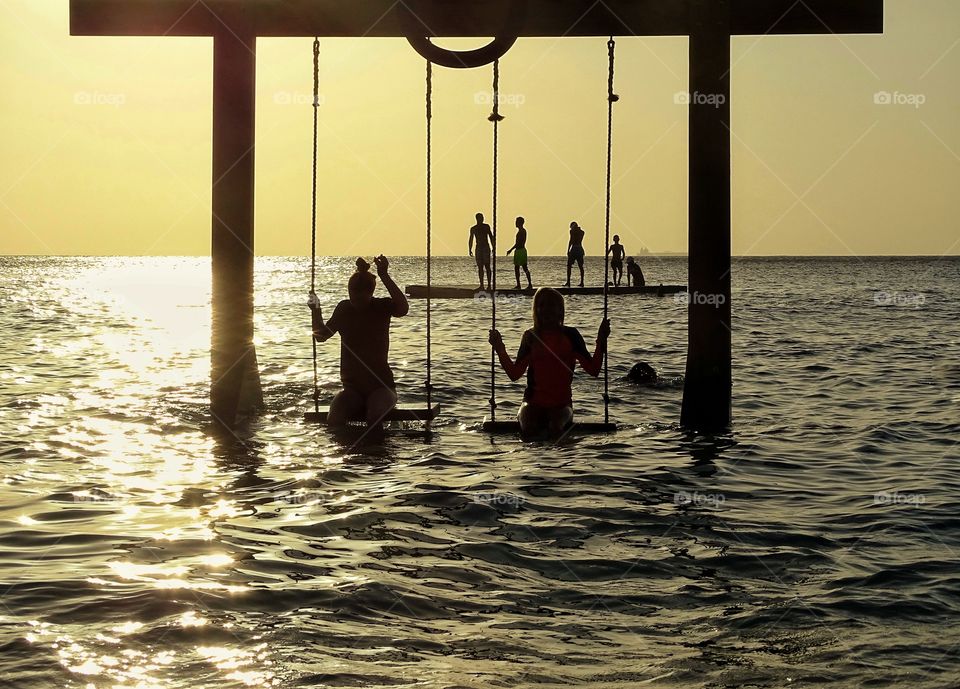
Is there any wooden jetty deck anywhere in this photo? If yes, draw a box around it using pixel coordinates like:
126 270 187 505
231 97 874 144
404 284 687 299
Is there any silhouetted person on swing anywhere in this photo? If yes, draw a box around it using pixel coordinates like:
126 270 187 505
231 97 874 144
490 287 610 438
469 212 494 290
506 216 532 290
626 256 645 287
606 234 625 287
565 221 585 288
309 256 408 429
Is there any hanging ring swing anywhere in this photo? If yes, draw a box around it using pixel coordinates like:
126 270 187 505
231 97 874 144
400 0 528 69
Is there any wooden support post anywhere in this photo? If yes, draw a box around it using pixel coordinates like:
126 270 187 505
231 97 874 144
210 29 263 426
681 0 732 431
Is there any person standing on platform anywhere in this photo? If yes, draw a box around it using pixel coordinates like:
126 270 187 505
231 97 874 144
565 221 585 288
606 234 625 287
468 212 494 290
506 216 533 290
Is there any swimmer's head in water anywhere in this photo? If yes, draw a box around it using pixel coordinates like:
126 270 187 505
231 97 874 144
348 257 376 306
532 287 565 331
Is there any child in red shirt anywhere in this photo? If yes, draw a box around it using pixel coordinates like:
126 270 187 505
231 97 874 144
489 287 610 436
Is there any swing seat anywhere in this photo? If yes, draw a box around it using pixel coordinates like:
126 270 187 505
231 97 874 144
304 403 440 424
480 417 618 435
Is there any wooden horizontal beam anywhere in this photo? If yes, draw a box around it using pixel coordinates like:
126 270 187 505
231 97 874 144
70 0 882 38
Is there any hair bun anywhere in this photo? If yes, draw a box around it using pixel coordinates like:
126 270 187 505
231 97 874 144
355 257 371 273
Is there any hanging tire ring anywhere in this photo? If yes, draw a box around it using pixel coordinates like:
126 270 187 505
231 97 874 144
400 0 528 69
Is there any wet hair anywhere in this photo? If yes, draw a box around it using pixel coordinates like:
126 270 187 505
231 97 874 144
532 287 565 332
348 257 376 295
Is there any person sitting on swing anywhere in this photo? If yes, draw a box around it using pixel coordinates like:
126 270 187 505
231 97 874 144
489 287 611 437
506 216 533 291
309 256 408 428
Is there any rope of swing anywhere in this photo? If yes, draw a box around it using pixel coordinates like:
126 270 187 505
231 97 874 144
603 36 618 425
310 36 321 414
488 59 504 423
425 59 433 413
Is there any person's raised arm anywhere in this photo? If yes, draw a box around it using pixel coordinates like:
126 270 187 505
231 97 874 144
574 319 610 377
309 292 337 342
489 329 529 381
373 254 408 317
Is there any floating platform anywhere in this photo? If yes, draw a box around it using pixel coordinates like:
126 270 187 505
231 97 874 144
405 284 686 299
305 403 440 424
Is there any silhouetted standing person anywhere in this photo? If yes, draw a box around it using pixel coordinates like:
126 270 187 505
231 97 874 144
607 234 625 287
469 212 494 290
506 216 533 290
565 221 585 288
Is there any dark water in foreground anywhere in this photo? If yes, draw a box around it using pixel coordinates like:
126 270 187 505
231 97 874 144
1 255 958 688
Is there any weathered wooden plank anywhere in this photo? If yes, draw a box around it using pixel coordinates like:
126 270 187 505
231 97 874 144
304 403 440 423
480 419 618 434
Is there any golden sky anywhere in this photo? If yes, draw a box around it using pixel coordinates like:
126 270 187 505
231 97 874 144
0 0 958 256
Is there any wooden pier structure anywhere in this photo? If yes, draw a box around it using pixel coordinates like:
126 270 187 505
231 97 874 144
69 0 884 430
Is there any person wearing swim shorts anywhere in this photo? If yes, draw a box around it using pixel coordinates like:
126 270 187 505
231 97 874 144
607 234 625 287
565 221 585 288
506 216 533 290
468 212 494 290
